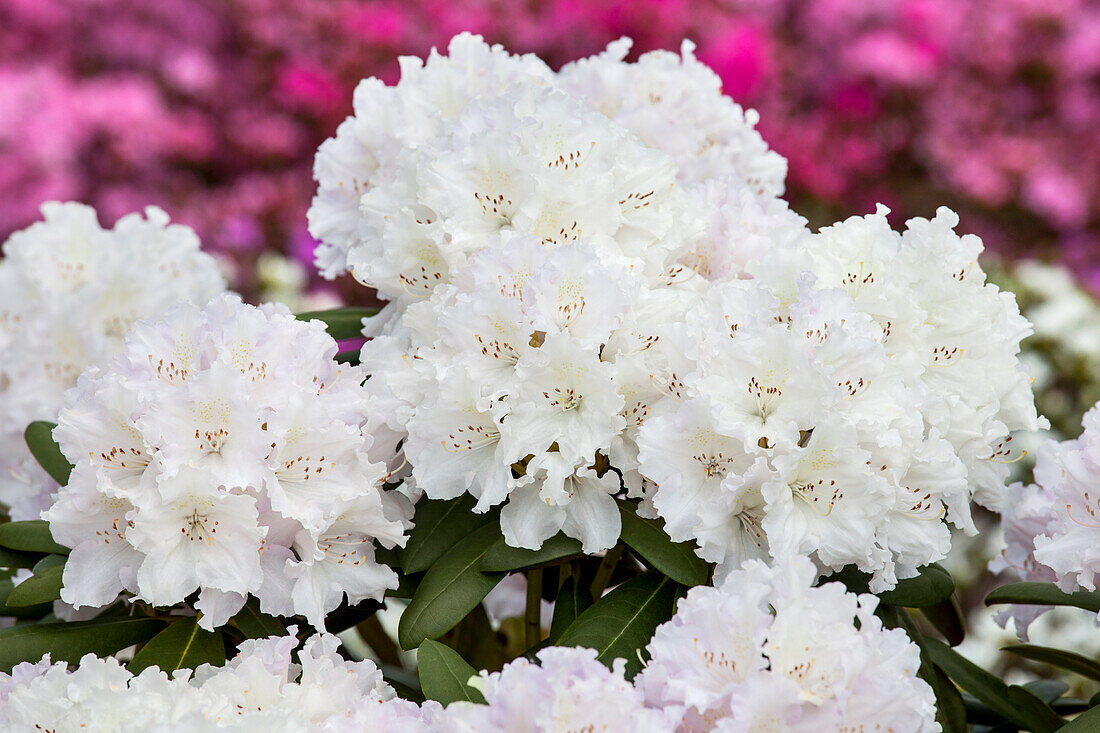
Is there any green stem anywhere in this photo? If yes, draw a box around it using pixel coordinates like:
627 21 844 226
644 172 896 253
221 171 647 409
525 568 543 649
357 615 404 668
589 544 623 600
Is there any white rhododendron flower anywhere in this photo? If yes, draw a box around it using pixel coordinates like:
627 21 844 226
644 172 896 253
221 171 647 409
44 294 409 629
0 630 440 730
635 558 938 732
636 208 1043 589
309 33 1042 586
557 38 787 196
443 646 671 732
994 404 1100 636
0 202 226 520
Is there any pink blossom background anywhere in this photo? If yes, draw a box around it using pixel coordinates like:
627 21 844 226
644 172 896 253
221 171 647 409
2 0 1097 298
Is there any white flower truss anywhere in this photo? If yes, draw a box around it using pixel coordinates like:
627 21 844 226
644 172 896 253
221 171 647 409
635 557 938 732
0 202 226 521
443 646 671 732
0 630 441 731
43 294 409 630
636 206 1044 589
310 34 1042 588
995 403 1100 635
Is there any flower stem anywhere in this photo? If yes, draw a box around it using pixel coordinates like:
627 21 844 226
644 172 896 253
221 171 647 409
589 543 624 599
525 567 543 649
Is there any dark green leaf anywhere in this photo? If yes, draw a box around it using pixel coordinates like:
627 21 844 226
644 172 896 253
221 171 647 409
229 597 286 639
381 663 424 702
1060 705 1100 732
549 575 592 643
0 578 53 619
556 571 681 680
879 564 955 607
0 520 69 556
1022 679 1069 704
128 617 225 674
402 496 498 574
437 603 505 673
4 554 65 607
1007 686 1065 730
0 617 166 672
335 351 360 365
893 609 967 733
1003 643 1100 683
481 532 582 572
417 639 486 706
616 500 709 587
924 637 1063 732
295 307 378 340
985 582 1100 613
1052 697 1091 715
24 421 73 486
0 546 43 570
826 563 954 607
398 523 505 650
921 594 966 646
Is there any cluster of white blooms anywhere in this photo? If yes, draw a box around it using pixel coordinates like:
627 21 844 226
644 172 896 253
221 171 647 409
308 34 1043 585
446 647 670 732
43 294 409 629
638 205 1045 588
0 202 225 521
636 558 938 731
0 631 440 731
995 403 1100 634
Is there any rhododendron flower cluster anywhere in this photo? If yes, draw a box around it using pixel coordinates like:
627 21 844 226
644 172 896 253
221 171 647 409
0 563 939 731
995 403 1100 635
636 558 938 731
446 647 670 731
638 205 1045 588
43 294 409 629
312 35 1042 589
312 34 783 555
0 202 225 522
0 631 438 730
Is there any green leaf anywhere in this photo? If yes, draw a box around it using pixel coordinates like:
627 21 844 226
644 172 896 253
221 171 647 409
0 616 166 672
985 581 1100 613
1022 679 1070 704
295 307 378 340
878 564 955 607
924 637 1063 732
0 546 44 570
398 523 505 650
893 608 966 733
0 578 53 619
549 575 592 643
381 663 424 702
0 520 69 555
24 421 73 486
556 571 681 680
1060 705 1100 732
128 617 226 674
616 500 709 587
230 597 287 639
826 563 954 608
402 496 499 574
920 594 966 646
4 554 65 607
1003 643 1100 683
416 639 486 706
481 532 582 572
